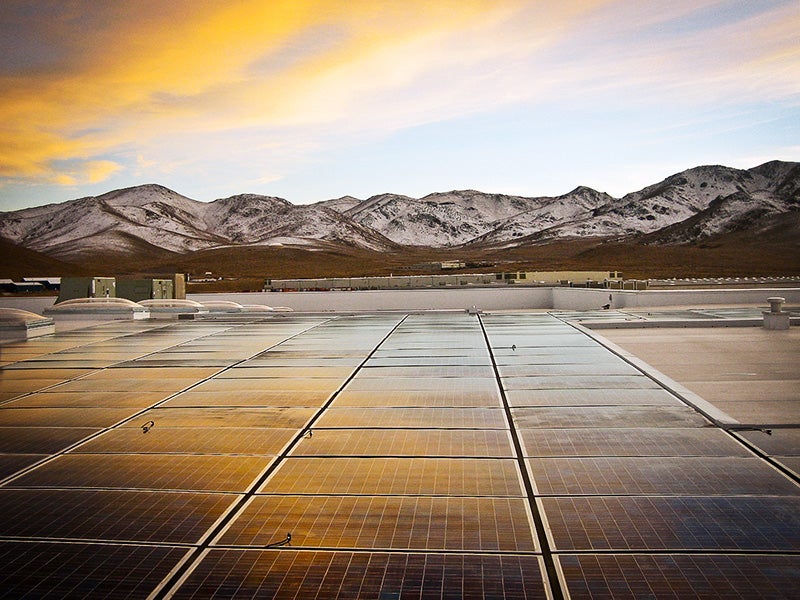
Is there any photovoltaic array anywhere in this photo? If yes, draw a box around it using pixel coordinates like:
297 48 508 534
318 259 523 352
0 312 797 598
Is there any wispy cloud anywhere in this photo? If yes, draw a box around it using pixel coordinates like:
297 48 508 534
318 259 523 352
0 0 797 202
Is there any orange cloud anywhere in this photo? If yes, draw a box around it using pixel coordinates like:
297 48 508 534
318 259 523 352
0 0 797 190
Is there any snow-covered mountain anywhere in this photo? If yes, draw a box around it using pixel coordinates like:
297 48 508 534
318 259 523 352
0 185 397 258
0 161 797 260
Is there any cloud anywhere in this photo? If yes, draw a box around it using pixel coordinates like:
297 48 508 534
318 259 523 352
0 0 797 196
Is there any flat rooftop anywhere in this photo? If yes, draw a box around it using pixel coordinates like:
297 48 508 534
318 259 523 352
0 310 797 598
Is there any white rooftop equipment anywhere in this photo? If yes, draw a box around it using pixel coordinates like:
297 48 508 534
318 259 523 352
138 299 209 319
200 300 245 313
44 297 149 320
0 308 55 340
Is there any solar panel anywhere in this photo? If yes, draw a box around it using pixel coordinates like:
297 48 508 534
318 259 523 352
505 388 681 407
0 541 189 600
0 454 45 479
76 427 296 455
541 496 800 551
191 378 342 393
314 407 508 429
0 489 235 543
291 429 514 457
216 366 355 379
518 428 750 457
126 407 316 429
558 554 800 600
8 391 172 409
219 495 537 551
511 406 710 428
171 550 549 599
259 458 524 496
503 375 658 391
0 407 140 428
526 457 799 496
332 389 502 407
10 454 274 492
498 363 640 377
163 390 332 408
0 427 99 454
345 377 498 393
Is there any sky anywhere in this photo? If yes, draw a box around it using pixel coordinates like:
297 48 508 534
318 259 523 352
0 0 798 212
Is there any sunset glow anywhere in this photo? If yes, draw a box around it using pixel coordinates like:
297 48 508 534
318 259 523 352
1 0 798 210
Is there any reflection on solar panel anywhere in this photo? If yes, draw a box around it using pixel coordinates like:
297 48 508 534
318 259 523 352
76 427 296 455
559 554 800 600
260 458 524 496
542 496 800 551
220 495 537 551
173 550 549 599
291 429 514 457
10 454 274 492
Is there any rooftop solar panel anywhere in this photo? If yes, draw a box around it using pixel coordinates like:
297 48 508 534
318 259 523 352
498 363 640 377
191 378 342 393
315 407 508 429
0 489 235 543
44 378 196 393
291 428 514 457
170 550 549 600
259 457 524 496
0 407 139 428
0 426 99 454
0 541 189 600
220 495 537 551
126 407 316 429
505 388 681 407
541 496 800 551
0 454 45 479
511 406 710 428
162 389 331 408
9 454 274 492
8 391 172 409
527 456 799 496
558 554 800 600
345 377 498 393
359 365 496 378
503 375 658 391
332 389 502 407
76 427 296 455
518 428 750 457
216 366 355 379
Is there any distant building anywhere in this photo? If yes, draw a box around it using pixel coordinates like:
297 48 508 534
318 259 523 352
22 277 61 290
0 279 45 293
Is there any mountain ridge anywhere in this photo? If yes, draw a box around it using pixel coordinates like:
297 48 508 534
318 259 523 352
1 161 797 262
